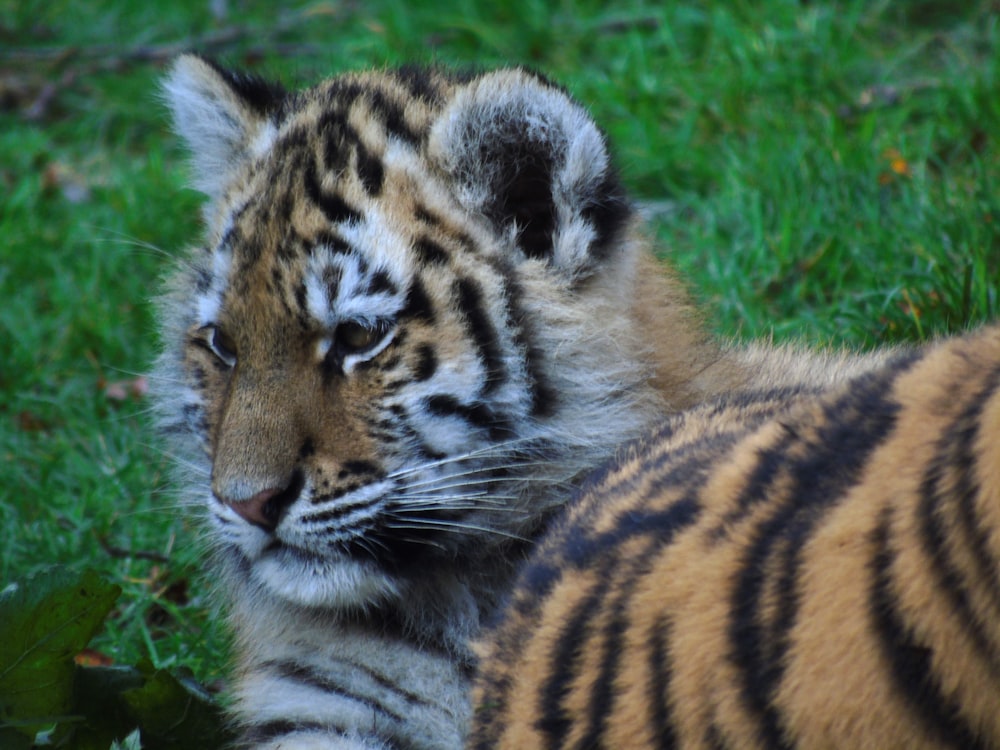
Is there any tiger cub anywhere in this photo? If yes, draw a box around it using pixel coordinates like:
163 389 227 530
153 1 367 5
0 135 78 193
155 56 880 748
470 324 1000 750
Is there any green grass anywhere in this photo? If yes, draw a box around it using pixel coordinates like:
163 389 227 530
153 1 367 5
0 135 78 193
2 0 998 687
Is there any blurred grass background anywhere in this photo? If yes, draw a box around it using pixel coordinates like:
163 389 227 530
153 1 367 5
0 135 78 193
2 0 998 683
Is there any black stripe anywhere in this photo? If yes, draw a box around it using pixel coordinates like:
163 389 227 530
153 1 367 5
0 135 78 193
533 497 700 749
424 394 514 440
341 459 382 477
305 162 363 225
316 95 389 197
388 403 444 461
243 718 424 750
274 188 295 227
703 719 732 750
546 431 693 551
515 559 563 608
709 427 797 541
263 659 406 723
497 269 556 417
715 357 918 539
269 263 285 294
729 367 905 750
535 500 700 748
648 616 677 749
320 264 341 306
415 206 441 227
918 367 1000 679
274 124 310 163
566 429 737 547
454 277 506 394
569 497 700 571
293 280 307 315
315 230 352 255
298 438 316 459
180 403 205 435
951 366 1000 618
413 237 449 265
392 65 446 106
400 278 435 322
414 343 437 381
367 269 396 295
368 88 421 147
315 654 440 709
242 719 342 745
579 538 670 748
226 224 264 269
194 263 212 293
200 56 287 116
261 659 434 723
537 572 612 748
579 166 631 264
870 507 990 749
319 108 351 174
355 139 385 196
324 80 366 108
303 494 379 525
580 589 632 747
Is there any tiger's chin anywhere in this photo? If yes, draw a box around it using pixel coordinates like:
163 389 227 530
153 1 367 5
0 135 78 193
249 543 401 611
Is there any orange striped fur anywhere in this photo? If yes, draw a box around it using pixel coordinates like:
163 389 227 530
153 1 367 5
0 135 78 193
471 325 1000 750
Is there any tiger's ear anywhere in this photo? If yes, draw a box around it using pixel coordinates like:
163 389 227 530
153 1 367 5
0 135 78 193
428 69 631 281
161 54 286 200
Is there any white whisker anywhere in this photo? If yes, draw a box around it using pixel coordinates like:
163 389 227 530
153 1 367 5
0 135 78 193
392 486 510 500
382 534 450 552
386 438 545 479
150 448 210 477
388 502 522 514
391 491 520 505
340 537 386 561
382 519 528 542
92 230 198 272
390 462 557 496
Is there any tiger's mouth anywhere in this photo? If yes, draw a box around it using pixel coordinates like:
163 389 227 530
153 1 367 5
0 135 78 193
250 533 401 609
234 475 432 572
259 534 384 565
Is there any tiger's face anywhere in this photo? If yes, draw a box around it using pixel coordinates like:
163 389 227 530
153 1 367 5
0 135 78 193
156 57 654 611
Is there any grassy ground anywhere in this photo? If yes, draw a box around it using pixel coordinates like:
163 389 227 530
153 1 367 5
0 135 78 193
2 0 998 686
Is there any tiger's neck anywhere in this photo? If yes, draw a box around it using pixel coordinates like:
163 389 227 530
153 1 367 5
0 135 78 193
226 576 472 747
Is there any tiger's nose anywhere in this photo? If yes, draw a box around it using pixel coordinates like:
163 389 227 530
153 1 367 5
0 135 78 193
219 473 303 531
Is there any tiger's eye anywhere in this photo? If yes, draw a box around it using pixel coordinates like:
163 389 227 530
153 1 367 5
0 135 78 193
209 326 237 366
336 321 381 354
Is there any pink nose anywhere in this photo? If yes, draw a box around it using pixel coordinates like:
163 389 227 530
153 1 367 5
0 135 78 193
224 487 286 531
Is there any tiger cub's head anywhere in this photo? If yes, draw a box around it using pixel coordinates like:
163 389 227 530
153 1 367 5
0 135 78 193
155 56 664 612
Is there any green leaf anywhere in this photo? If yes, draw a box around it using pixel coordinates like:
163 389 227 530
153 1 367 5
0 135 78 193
0 567 121 739
123 666 234 750
0 725 32 750
71 664 147 749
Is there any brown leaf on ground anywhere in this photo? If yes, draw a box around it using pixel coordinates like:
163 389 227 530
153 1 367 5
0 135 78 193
16 410 50 432
75 648 114 667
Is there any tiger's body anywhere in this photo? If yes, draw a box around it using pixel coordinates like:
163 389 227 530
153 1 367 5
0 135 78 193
155 56 880 748
470 324 1000 750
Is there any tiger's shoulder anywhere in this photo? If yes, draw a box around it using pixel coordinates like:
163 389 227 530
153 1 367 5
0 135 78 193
471 323 1000 750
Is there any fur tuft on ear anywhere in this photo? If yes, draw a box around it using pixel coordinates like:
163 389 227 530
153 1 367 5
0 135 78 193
428 69 631 280
161 54 287 200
